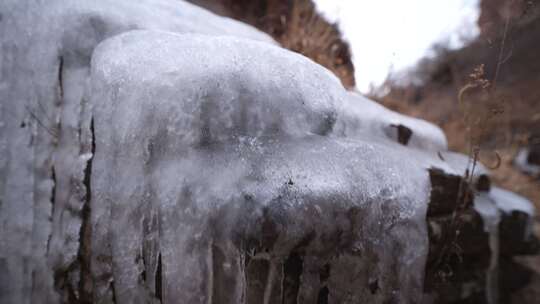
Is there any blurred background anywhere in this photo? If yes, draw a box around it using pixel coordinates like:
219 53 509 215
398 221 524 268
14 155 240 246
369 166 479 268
189 0 540 300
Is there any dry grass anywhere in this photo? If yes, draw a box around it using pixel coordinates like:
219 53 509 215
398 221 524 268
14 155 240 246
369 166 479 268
373 4 540 206
374 7 540 300
278 0 355 88
378 74 540 217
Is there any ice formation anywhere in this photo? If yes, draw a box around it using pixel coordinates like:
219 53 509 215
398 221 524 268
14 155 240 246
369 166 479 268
473 192 501 304
0 0 272 302
491 187 535 217
514 148 540 177
0 0 536 303
333 92 448 151
90 30 437 303
472 186 535 304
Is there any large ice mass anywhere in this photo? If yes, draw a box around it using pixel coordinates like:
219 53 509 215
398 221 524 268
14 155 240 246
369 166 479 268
0 0 536 303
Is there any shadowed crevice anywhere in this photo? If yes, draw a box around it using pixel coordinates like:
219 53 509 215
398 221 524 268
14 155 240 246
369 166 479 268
317 262 330 304
155 253 163 302
78 118 95 303
110 279 118 304
51 166 56 213
316 286 329 304
281 252 303 304
390 124 413 145
57 56 64 102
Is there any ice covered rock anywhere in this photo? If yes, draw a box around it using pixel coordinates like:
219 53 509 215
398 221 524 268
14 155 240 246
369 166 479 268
425 165 537 304
0 0 271 302
514 147 540 177
333 92 448 151
0 0 537 303
89 30 437 303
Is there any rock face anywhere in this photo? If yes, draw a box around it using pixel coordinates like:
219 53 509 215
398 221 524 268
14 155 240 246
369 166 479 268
90 30 438 303
0 1 537 304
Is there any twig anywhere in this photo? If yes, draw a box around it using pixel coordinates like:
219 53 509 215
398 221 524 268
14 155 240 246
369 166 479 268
492 15 511 90
25 105 58 139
